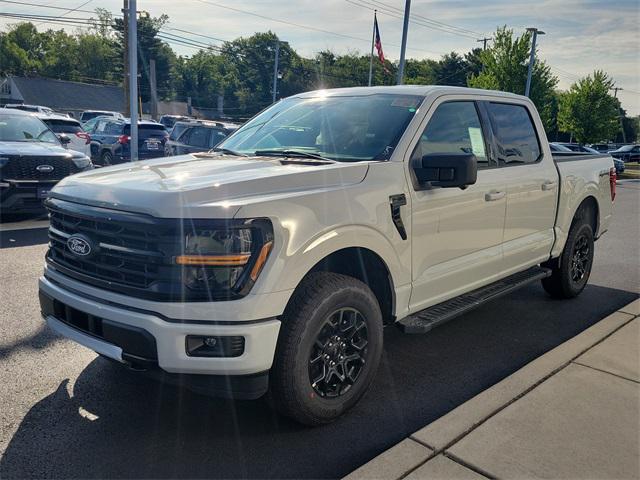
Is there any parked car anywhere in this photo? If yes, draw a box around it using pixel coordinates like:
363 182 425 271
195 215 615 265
80 115 112 133
0 109 91 214
159 115 193 129
3 103 55 115
37 113 91 157
79 110 124 124
609 144 640 163
555 143 601 154
39 86 615 425
165 122 233 155
87 118 168 165
588 143 615 153
549 143 573 152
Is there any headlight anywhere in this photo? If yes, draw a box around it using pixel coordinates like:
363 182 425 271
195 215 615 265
176 219 273 299
71 155 92 169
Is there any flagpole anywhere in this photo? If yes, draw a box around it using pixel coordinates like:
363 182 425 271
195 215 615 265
368 10 376 87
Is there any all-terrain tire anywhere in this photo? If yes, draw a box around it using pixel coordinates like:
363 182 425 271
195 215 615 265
542 217 594 299
270 272 383 426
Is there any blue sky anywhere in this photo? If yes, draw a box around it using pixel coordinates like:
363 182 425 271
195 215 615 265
2 0 639 115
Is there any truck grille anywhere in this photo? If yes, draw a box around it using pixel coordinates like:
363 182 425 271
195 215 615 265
46 199 178 292
0 155 80 181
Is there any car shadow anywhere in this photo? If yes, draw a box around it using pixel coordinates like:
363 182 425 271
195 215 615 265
1 284 638 479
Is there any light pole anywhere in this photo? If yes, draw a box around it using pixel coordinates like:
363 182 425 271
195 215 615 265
396 0 411 85
525 27 545 98
272 41 280 104
128 0 138 161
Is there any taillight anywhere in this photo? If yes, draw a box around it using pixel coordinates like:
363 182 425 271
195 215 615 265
75 131 91 145
118 135 130 145
609 167 616 202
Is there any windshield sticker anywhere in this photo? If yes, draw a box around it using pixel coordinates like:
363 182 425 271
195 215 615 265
391 97 421 108
468 127 486 158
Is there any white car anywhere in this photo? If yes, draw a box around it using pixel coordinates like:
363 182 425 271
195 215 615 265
79 110 124 124
38 114 91 157
4 104 54 115
39 86 615 425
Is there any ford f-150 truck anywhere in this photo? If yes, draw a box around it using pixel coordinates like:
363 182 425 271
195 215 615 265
39 86 616 425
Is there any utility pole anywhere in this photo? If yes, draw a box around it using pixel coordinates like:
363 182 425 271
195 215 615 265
272 40 280 104
611 87 627 143
149 59 158 121
128 0 138 161
477 37 492 50
525 27 545 98
396 0 411 85
122 0 130 116
367 10 376 87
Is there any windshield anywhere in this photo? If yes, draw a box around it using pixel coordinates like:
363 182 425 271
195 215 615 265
218 93 423 162
0 114 59 143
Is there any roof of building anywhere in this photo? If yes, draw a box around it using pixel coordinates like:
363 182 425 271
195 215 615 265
8 76 124 112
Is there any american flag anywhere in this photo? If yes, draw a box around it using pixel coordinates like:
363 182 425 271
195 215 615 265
374 15 390 73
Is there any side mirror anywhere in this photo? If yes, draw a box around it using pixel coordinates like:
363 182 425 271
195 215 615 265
412 152 478 189
58 133 71 146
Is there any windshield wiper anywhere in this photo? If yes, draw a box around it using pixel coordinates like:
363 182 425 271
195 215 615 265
254 149 336 163
209 147 248 157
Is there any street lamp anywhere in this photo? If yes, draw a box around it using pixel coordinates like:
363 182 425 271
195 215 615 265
525 27 545 98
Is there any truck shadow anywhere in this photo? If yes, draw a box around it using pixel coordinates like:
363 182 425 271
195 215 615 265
1 284 637 479
0 227 49 249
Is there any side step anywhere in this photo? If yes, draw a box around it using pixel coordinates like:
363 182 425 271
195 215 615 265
397 266 552 334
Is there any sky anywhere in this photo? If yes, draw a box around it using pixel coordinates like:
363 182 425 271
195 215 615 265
1 0 639 115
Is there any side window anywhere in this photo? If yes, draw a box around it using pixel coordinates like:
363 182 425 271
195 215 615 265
209 129 228 147
94 119 109 133
488 103 541 165
413 101 490 169
187 127 210 148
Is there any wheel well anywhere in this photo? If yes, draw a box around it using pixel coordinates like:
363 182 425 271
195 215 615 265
303 247 395 324
574 196 599 235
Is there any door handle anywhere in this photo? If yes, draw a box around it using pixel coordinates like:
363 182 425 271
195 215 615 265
485 191 505 202
541 181 558 191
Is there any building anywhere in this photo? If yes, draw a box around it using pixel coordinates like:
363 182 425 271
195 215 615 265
0 76 124 118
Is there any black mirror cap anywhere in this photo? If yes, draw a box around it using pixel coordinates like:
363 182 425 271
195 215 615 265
58 133 71 145
413 152 478 189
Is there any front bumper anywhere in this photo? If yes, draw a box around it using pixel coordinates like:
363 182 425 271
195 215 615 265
0 180 57 213
39 275 281 382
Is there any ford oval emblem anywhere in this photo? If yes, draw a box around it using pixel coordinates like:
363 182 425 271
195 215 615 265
67 235 92 256
36 164 55 173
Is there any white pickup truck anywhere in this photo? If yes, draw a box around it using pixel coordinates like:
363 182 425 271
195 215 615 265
39 86 616 425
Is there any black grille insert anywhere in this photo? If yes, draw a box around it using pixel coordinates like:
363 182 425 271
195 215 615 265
1 155 80 181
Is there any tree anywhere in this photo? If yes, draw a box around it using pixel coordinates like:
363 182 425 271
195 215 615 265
432 52 468 86
558 71 621 143
468 26 558 130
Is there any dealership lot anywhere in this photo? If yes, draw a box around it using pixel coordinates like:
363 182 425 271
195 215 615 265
0 182 638 479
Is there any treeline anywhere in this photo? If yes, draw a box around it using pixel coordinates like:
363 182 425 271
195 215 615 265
0 11 637 143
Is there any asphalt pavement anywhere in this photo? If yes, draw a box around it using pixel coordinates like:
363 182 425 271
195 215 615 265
0 182 638 479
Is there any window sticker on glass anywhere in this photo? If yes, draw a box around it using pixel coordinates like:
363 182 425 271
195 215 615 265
468 127 486 158
391 97 421 108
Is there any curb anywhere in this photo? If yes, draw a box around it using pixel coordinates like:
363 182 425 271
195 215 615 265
344 298 639 480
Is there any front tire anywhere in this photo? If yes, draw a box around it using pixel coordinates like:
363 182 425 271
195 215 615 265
542 221 594 299
270 272 383 426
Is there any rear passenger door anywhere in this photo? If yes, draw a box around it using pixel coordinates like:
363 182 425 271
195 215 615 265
484 101 558 274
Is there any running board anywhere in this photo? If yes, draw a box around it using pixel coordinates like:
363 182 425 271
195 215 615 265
397 266 552 334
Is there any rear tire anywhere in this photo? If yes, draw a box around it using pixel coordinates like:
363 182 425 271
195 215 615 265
542 220 594 299
100 151 113 166
270 272 383 426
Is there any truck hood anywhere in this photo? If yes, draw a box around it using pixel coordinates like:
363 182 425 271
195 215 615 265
50 153 370 218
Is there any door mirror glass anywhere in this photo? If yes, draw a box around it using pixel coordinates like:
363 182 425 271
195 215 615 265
57 133 71 146
414 152 478 188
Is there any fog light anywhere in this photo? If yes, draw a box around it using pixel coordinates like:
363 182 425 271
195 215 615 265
185 335 245 357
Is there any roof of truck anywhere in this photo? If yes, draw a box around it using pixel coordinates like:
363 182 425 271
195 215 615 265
293 85 529 101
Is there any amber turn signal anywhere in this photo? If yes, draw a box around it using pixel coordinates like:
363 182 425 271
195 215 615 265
250 241 273 281
175 254 251 266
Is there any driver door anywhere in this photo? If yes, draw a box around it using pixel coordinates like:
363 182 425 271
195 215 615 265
408 98 507 312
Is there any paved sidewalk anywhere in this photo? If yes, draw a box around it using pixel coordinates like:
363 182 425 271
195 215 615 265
345 298 640 480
